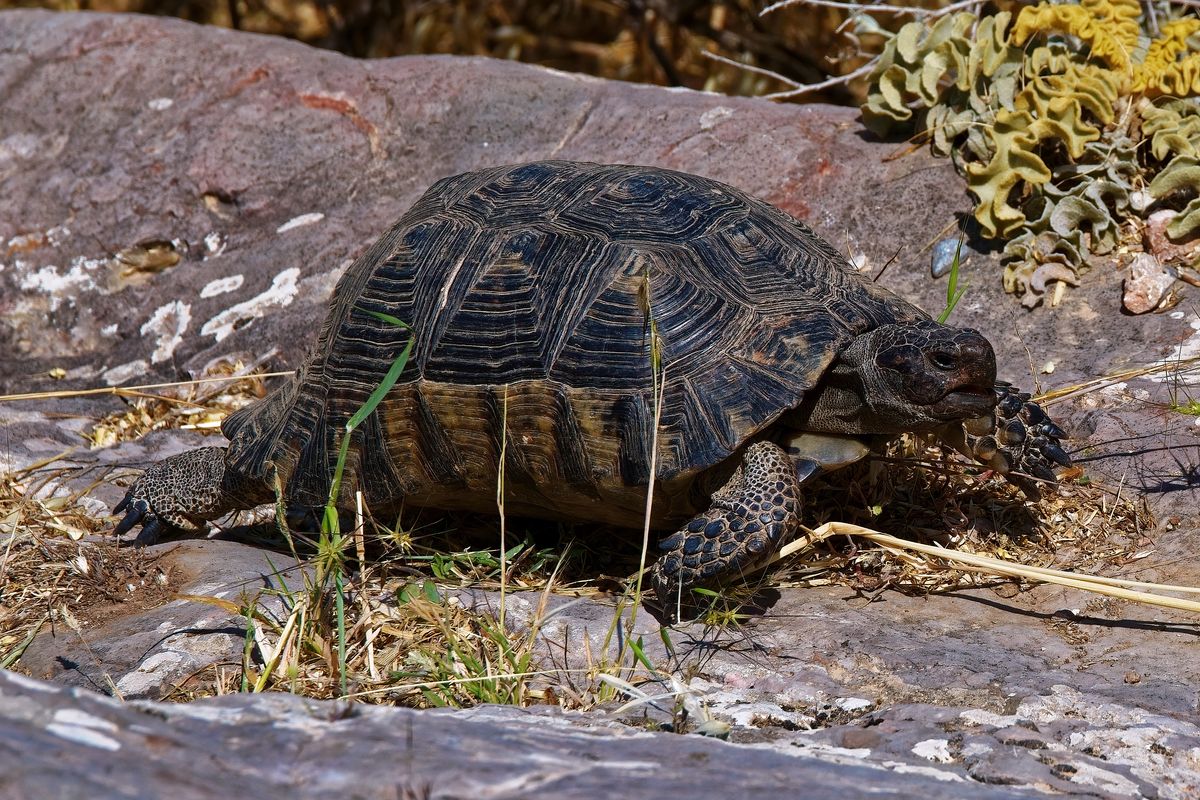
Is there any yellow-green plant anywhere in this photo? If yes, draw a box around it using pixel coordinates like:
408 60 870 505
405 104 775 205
864 0 1200 307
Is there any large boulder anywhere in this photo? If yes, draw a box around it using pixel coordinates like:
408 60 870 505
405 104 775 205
1 9 967 389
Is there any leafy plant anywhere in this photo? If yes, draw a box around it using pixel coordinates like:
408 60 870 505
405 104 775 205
863 0 1200 307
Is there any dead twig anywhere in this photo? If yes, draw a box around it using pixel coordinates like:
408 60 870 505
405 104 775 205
701 50 877 99
762 0 988 18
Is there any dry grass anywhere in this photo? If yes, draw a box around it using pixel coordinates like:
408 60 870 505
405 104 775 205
83 358 278 448
0 476 174 671
772 439 1157 601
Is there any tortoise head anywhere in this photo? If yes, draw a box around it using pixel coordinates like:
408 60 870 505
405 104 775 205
799 319 998 434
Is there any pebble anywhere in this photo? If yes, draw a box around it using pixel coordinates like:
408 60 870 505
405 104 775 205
1122 253 1175 314
931 236 967 278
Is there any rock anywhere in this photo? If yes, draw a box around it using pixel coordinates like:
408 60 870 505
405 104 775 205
1122 252 1176 314
3 668 1186 800
930 235 973 278
1144 209 1200 266
18 540 306 699
0 8 966 392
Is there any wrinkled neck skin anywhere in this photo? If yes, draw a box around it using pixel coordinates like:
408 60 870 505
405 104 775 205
789 359 920 435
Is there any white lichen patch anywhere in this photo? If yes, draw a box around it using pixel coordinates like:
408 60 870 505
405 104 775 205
1064 762 1144 796
699 106 734 131
147 97 174 111
139 300 192 363
0 132 68 171
911 738 954 763
46 708 121 752
200 274 244 298
52 709 118 733
5 233 38 252
7 225 70 251
880 762 966 782
834 697 873 712
103 360 149 386
101 323 119 336
18 255 108 311
203 231 227 258
276 212 324 234
45 724 122 752
0 132 45 163
201 267 300 342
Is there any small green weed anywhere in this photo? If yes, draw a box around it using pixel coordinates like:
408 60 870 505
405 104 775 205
937 231 967 324
1171 399 1200 416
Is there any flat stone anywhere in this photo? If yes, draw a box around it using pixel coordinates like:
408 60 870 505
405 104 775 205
19 540 307 699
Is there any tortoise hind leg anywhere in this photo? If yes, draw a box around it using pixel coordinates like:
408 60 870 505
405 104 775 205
650 441 808 602
113 447 257 545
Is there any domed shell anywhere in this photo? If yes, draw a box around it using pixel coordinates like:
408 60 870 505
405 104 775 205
220 161 925 523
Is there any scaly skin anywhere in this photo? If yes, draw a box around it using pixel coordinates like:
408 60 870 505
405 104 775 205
650 442 806 603
113 447 257 545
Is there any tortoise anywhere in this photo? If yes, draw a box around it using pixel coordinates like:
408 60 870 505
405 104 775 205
114 160 1071 600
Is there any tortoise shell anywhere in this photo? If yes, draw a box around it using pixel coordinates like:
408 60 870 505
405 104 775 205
220 161 926 527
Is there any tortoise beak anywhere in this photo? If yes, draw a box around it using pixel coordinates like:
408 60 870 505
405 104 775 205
932 386 997 418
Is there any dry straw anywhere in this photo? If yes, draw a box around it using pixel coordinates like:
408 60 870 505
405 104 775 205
776 521 1200 613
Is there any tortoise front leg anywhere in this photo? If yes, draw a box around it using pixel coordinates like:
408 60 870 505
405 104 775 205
113 447 250 545
952 383 1072 496
650 441 813 602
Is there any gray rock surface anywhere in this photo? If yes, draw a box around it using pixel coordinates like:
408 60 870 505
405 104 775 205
18 540 306 699
2 10 1199 799
3 668 1184 800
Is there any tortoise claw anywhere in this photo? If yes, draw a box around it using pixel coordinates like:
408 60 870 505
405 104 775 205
113 496 149 539
965 385 1072 494
1042 422 1067 441
113 496 167 546
1041 441 1072 467
109 447 243 544
134 516 166 547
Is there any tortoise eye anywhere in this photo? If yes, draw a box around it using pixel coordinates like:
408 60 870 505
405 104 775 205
929 351 957 371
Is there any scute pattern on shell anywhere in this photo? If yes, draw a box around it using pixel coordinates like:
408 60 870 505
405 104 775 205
221 161 925 525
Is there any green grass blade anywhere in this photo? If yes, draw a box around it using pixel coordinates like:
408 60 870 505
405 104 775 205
627 635 654 671
325 308 414 513
937 231 967 324
347 335 415 431
241 616 255 693
359 308 412 331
